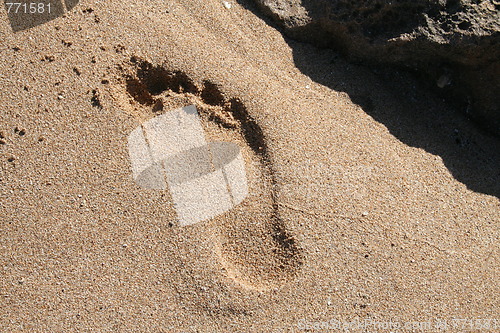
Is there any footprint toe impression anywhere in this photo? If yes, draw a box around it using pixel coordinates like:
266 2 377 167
123 58 302 293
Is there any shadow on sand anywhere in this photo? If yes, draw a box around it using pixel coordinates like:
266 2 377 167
237 0 500 198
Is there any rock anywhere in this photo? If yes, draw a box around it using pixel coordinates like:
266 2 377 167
253 0 500 136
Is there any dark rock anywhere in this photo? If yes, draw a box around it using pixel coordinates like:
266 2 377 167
253 0 500 136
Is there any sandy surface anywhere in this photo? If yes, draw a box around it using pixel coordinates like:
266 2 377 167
1 0 499 331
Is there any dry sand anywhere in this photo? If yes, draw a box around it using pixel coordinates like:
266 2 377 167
1 0 499 331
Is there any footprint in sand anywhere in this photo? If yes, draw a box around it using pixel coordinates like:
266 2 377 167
114 57 302 298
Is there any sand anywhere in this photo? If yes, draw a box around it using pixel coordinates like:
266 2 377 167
1 0 499 331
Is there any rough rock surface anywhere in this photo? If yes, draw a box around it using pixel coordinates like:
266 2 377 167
254 0 500 136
